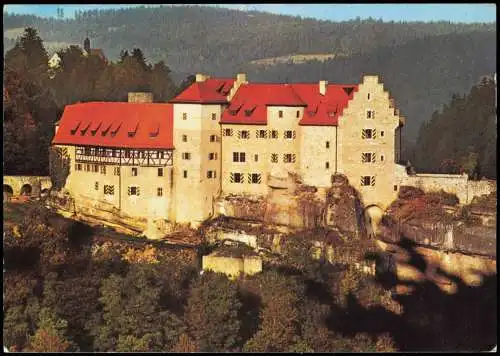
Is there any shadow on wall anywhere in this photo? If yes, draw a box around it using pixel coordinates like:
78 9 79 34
356 236 498 351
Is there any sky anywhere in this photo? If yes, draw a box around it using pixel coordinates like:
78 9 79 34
3 4 497 23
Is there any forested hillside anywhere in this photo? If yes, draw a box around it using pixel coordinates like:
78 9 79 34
241 31 496 141
409 76 496 179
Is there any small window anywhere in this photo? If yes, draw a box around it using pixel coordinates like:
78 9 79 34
114 167 120 176
100 165 106 174
157 187 163 196
86 164 90 172
239 130 250 139
131 167 138 176
158 168 164 176
283 153 296 163
211 113 216 120
75 163 82 171
362 129 376 139
284 130 296 139
381 155 384 162
270 130 278 139
104 185 114 195
394 185 398 191
271 153 278 163
128 186 140 196
210 134 217 142
182 113 187 120
223 128 233 136
182 134 187 142
256 129 267 138
233 152 245 162
93 164 99 173
296 110 300 118
326 162 330 169
278 110 283 118
362 152 376 163
95 182 99 191
182 152 191 160
230 172 244 183
326 141 330 148
361 176 375 186
249 173 262 184
254 154 258 162
381 131 384 137
183 170 188 178
207 170 216 179
367 110 375 119
367 93 371 100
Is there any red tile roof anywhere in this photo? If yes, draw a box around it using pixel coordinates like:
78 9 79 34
220 83 358 126
52 102 174 149
220 84 307 125
170 78 235 104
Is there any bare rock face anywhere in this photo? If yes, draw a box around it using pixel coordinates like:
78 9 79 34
324 174 365 238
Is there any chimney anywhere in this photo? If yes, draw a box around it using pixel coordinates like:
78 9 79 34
196 73 210 82
319 80 328 96
128 92 153 103
227 73 248 101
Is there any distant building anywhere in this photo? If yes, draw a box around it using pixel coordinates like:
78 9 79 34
52 73 407 230
81 37 107 63
48 52 62 69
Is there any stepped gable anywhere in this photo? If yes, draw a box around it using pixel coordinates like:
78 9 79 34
51 102 174 149
169 78 235 104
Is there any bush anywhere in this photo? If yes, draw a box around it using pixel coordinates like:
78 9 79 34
398 186 425 200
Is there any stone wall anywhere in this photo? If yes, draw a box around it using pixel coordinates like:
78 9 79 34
202 254 262 279
400 174 496 205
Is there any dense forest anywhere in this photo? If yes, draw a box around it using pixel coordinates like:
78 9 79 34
4 202 497 351
409 76 496 179
3 28 180 176
3 6 496 142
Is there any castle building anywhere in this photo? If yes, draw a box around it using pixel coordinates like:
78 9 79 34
52 73 406 229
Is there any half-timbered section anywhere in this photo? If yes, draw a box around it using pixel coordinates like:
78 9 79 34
52 99 176 220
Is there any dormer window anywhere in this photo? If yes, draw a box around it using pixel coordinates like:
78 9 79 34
80 122 91 136
149 123 159 137
70 122 81 135
244 106 256 117
110 123 121 137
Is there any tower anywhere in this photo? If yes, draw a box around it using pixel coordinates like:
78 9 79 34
83 37 91 53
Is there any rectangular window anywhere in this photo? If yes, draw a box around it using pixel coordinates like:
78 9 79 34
100 165 106 174
271 153 278 163
182 113 187 120
381 155 384 162
207 170 217 179
283 153 296 163
94 182 99 191
182 134 187 142
157 187 163 197
131 167 138 176
75 163 82 171
284 130 296 139
211 113 217 120
183 170 188 178
278 110 283 118
367 93 371 100
230 172 244 183
182 152 191 160
367 110 375 119
104 185 114 195
256 129 267 138
93 164 99 173
210 134 218 142
233 152 246 162
381 131 384 137
361 176 375 186
158 168 164 176
113 167 120 176
326 162 330 169
326 141 330 148
128 186 140 196
362 153 376 163
254 154 259 162
296 110 300 118
86 164 90 172
223 128 233 136
249 173 262 184
238 130 250 139
394 185 398 191
270 130 278 139
362 129 376 139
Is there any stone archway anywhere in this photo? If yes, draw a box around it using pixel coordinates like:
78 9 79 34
20 184 32 196
3 185 14 202
364 204 384 238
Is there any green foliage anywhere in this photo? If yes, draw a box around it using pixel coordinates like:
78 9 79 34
412 76 496 178
185 271 242 351
49 146 70 191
